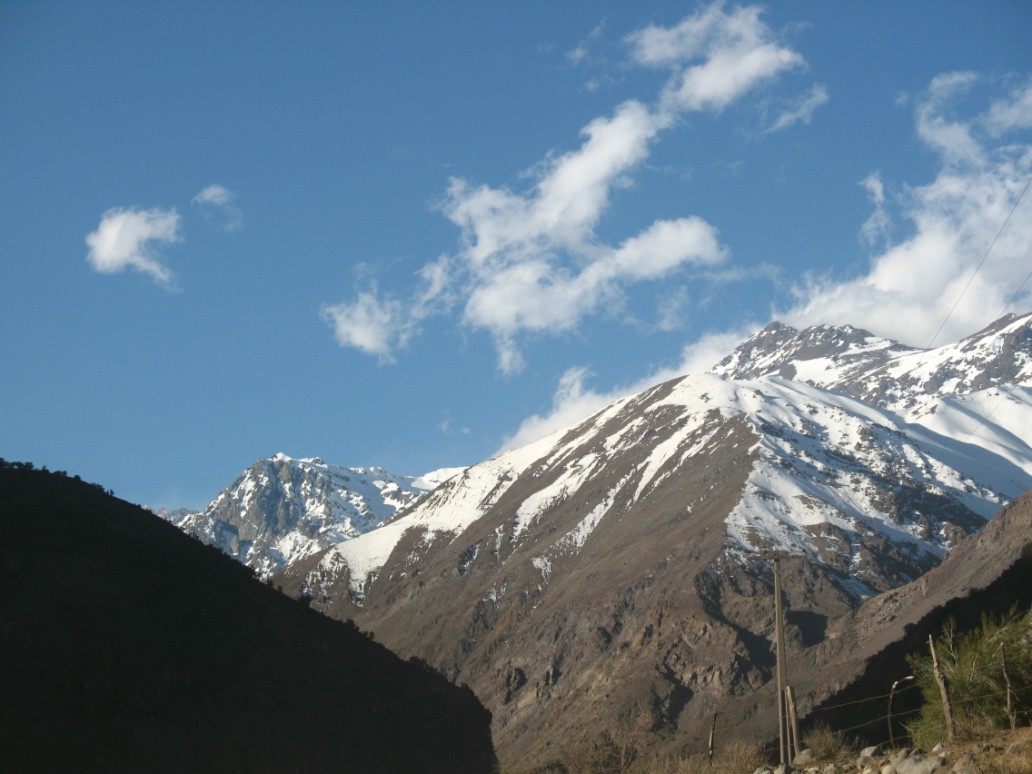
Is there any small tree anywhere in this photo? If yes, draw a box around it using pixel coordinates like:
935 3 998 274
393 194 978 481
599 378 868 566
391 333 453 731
906 608 1032 746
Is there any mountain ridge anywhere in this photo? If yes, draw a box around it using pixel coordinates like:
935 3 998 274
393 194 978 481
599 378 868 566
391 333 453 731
175 452 447 576
148 312 1032 767
265 312 1032 766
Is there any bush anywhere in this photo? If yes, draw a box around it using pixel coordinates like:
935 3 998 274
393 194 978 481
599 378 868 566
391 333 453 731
802 719 851 760
906 608 1032 747
712 741 770 774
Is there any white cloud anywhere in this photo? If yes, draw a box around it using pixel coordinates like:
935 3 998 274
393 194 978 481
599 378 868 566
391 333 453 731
497 71 1032 453
192 184 233 206
660 42 803 115
915 72 986 168
627 3 804 115
983 76 1032 135
781 73 1032 348
192 183 243 231
324 1 803 372
496 367 611 453
320 258 455 362
858 172 891 249
456 216 727 365
442 99 661 268
320 291 408 362
495 323 757 453
85 207 181 287
606 217 727 278
768 83 828 132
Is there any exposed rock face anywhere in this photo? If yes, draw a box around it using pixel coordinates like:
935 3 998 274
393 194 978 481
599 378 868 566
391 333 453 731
272 312 1032 767
178 453 434 576
712 313 1032 412
711 321 908 384
794 487 1032 738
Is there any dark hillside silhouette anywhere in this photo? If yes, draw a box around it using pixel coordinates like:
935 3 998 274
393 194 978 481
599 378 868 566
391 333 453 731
0 462 496 773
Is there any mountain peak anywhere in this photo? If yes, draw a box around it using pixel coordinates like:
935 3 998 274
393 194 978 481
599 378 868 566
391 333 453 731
710 312 1032 414
191 312 1032 768
179 455 433 576
710 320 905 382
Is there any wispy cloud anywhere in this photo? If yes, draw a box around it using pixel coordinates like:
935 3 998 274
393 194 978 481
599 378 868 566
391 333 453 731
495 324 756 453
321 258 453 362
192 183 243 231
566 21 605 66
324 1 803 372
767 83 828 132
85 207 182 287
627 2 804 114
858 172 891 249
984 77 1032 134
321 290 407 362
499 72 1032 452
781 73 1032 348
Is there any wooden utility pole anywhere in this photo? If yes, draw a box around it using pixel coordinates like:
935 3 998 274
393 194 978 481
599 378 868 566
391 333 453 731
786 685 801 762
753 550 795 766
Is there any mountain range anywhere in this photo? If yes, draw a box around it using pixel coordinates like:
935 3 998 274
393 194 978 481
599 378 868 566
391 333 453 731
173 311 1032 768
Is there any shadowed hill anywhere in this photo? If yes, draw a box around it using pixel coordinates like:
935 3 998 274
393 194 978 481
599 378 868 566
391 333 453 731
0 463 496 773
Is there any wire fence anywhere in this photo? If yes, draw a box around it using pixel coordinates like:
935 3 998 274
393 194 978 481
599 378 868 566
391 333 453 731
704 678 1032 755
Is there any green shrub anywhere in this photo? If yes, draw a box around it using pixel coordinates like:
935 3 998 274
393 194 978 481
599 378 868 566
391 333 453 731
906 608 1032 747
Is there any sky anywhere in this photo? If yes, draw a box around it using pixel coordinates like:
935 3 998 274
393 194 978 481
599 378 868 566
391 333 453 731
2 1 1032 511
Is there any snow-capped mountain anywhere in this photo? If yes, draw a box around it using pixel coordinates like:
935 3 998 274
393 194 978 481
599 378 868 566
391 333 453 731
712 313 1032 415
178 453 453 576
294 313 1032 603
274 312 1032 767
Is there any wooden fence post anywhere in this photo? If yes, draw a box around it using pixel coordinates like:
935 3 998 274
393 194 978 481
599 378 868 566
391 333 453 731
888 675 915 750
1002 644 1017 731
928 634 955 741
786 686 801 762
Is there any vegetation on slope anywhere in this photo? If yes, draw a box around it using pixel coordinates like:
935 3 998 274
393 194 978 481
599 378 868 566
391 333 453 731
907 608 1032 747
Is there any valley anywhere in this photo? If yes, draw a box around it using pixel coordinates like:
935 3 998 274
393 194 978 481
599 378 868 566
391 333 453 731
167 312 1032 768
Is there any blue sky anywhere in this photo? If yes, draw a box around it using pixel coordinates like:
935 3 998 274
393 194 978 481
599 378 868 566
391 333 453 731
3 1 1031 510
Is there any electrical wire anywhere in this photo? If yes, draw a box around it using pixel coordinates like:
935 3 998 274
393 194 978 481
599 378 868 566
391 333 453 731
926 174 1032 349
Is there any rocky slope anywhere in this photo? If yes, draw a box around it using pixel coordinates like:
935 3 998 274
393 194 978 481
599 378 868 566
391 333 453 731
177 453 455 576
273 312 1032 767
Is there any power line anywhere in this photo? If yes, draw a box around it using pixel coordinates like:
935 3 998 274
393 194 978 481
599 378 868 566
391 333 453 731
926 174 1032 349
996 243 1032 321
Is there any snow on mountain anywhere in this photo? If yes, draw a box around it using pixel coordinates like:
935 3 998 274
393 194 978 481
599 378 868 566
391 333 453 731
178 453 436 576
149 506 194 526
316 430 570 598
713 311 1032 418
272 312 1032 766
411 467 466 490
296 312 1032 603
709 321 910 385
